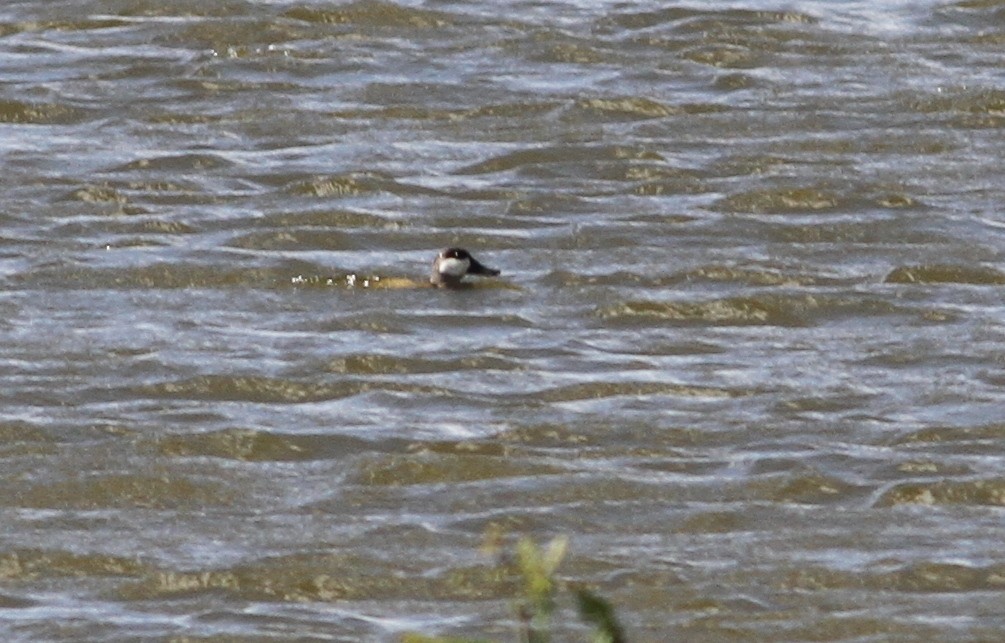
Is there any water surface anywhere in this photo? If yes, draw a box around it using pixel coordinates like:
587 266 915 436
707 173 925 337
3 0 1005 640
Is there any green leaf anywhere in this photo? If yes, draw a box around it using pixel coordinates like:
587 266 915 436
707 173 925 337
575 588 627 643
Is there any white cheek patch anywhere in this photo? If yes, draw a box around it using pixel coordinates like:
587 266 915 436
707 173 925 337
438 257 470 277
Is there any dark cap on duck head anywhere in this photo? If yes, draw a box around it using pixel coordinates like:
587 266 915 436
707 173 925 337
430 248 501 287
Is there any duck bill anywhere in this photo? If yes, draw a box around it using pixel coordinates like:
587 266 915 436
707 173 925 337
467 257 500 277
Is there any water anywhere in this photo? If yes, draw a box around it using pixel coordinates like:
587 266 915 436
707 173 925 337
2 0 1005 639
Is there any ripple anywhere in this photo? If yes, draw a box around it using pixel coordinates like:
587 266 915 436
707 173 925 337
571 96 680 120
283 1 455 29
17 264 289 290
531 380 743 403
261 208 394 228
884 264 1005 285
327 353 521 375
0 99 85 124
132 375 376 404
751 470 870 505
456 144 664 175
119 549 506 605
600 292 917 327
683 44 760 69
0 548 144 580
768 219 948 245
715 187 842 214
894 423 1005 449
876 478 1005 507
333 100 561 123
156 428 401 462
283 172 436 199
600 7 816 32
905 87 1005 128
228 229 354 251
348 451 565 486
874 561 1005 593
599 295 815 326
111 153 233 173
16 473 234 510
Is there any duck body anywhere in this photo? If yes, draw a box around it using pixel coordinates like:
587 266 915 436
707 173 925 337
430 248 500 288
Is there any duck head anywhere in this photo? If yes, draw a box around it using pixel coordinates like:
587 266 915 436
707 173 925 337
430 248 501 288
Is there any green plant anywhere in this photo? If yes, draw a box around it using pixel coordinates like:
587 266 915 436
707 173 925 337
403 534 625 643
514 535 568 643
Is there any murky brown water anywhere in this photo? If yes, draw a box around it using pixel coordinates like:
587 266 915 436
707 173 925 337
3 0 1005 640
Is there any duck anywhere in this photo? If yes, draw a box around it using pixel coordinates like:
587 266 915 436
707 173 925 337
430 248 501 288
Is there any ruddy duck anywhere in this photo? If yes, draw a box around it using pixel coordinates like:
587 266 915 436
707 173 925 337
430 248 500 288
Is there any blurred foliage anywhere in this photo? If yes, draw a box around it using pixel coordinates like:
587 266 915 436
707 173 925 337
404 533 625 643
